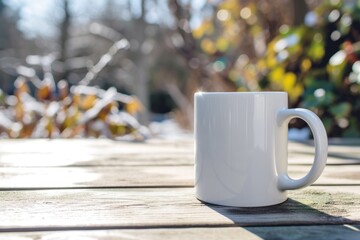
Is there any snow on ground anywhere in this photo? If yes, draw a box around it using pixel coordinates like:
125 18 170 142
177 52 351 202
149 119 193 140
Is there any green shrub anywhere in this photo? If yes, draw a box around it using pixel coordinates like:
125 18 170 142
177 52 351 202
258 0 360 137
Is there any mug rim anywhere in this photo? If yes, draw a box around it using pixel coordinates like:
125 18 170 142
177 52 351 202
195 91 287 96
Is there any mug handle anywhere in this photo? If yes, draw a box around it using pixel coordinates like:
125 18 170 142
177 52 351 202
277 108 328 191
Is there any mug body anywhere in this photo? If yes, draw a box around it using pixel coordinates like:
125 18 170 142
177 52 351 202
195 92 288 207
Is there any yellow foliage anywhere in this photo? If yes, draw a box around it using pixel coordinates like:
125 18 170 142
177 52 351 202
237 86 247 92
15 103 24 121
243 65 257 82
116 125 126 136
223 27 240 44
216 37 230 52
221 18 235 31
269 67 284 85
64 107 80 128
192 21 214 39
301 59 312 72
126 97 143 115
281 72 303 101
250 25 262 35
266 54 277 68
201 38 216 54
288 84 304 101
283 72 296 92
229 69 237 81
81 94 97 110
45 118 54 134
219 0 241 15
267 40 276 55
192 27 204 39
310 43 325 61
98 103 112 120
257 59 267 71
37 83 51 101
15 79 29 97
72 94 81 105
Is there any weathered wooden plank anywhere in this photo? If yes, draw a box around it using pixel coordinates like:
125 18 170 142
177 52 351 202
0 139 193 156
0 165 359 189
1 225 359 240
0 152 193 167
0 139 193 167
288 152 360 165
0 186 359 231
0 227 262 240
0 166 192 189
0 139 359 167
287 165 360 185
0 151 358 167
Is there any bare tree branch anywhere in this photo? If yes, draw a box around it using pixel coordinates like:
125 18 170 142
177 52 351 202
79 39 130 85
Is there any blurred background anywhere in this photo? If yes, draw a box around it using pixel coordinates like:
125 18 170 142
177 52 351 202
0 0 359 140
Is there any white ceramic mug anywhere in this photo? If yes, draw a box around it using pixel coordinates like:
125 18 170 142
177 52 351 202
194 92 328 207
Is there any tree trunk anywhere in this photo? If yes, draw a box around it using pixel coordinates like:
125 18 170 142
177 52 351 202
293 0 309 26
133 0 149 124
59 0 70 80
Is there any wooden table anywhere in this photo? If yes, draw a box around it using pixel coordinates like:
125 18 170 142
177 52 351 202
0 139 359 239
